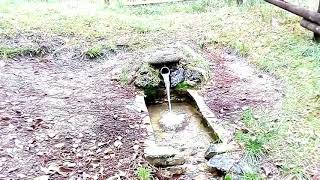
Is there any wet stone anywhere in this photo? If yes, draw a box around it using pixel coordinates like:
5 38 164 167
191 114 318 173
170 67 185 87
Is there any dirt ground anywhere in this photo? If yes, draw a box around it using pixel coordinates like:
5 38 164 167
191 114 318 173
0 34 148 179
0 31 285 179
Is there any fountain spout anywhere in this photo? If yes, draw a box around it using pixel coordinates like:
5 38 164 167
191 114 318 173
160 67 172 112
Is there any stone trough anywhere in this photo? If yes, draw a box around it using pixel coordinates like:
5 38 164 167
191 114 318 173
134 89 244 179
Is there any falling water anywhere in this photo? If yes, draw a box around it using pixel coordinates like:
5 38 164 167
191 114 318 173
160 67 172 112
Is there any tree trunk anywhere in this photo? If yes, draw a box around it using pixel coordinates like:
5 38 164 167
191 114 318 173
300 18 320 35
314 0 320 42
264 0 320 25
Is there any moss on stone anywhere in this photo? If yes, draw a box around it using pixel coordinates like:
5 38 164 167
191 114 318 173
134 63 161 87
181 45 210 82
175 81 194 90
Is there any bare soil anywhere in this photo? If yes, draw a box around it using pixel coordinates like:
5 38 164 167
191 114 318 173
0 34 147 179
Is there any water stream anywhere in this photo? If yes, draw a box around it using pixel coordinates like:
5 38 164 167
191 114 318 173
160 67 172 112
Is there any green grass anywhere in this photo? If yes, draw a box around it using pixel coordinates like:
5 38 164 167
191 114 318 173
205 2 320 177
85 45 103 59
135 167 151 180
0 46 40 58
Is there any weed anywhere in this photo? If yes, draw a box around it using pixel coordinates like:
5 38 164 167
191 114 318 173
85 45 103 59
235 132 264 156
135 167 151 180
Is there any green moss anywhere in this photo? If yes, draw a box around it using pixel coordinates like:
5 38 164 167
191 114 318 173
134 63 161 87
175 81 193 90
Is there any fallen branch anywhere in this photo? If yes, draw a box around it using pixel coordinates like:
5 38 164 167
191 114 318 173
265 0 320 25
300 18 320 35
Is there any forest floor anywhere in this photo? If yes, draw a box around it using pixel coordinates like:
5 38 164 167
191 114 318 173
0 0 320 179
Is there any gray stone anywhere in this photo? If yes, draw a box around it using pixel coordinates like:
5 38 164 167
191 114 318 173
161 165 187 177
170 67 185 87
145 146 185 166
185 69 202 83
207 153 252 175
207 153 241 174
205 143 239 160
146 49 184 65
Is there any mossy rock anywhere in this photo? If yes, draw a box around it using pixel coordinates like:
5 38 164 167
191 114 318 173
134 63 161 87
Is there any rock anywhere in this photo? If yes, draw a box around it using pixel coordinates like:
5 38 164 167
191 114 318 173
161 165 187 176
146 48 184 65
145 146 185 166
113 140 122 148
170 67 185 87
159 112 186 131
134 64 160 88
207 153 241 174
205 143 239 160
207 153 252 175
184 69 202 83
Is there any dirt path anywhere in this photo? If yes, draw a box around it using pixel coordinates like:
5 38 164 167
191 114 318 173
0 47 146 179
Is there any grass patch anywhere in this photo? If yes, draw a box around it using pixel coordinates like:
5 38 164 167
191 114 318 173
135 166 151 180
0 46 40 58
85 45 103 59
235 132 264 156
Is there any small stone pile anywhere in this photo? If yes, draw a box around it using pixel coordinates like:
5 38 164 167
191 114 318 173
132 45 210 89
